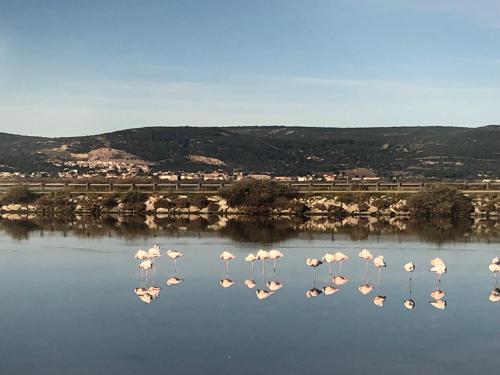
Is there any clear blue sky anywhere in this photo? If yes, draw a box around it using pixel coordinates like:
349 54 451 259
1 0 499 136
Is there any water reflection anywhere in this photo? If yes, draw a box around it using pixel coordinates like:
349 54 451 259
2 214 500 245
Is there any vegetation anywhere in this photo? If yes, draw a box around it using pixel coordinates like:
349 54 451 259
1 185 37 205
1 125 500 177
220 178 297 213
407 185 473 218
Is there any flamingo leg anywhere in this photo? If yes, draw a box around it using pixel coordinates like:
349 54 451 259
328 263 332 275
274 259 277 273
339 262 342 275
174 259 177 273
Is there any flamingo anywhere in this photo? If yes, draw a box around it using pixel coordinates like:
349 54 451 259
268 249 284 272
245 253 257 271
166 250 184 271
147 244 161 258
322 285 340 296
322 253 335 274
219 278 235 288
267 280 284 292
245 279 257 289
431 289 445 301
166 276 183 286
489 288 500 302
403 299 415 311
138 259 154 281
359 249 373 272
374 255 386 289
358 284 374 295
332 275 349 286
138 293 153 304
256 289 274 300
373 295 386 307
220 251 236 273
429 299 447 310
306 258 323 279
305 287 322 298
404 261 415 291
429 257 447 283
134 249 149 260
489 257 500 277
256 249 269 274
334 251 349 274
147 286 161 299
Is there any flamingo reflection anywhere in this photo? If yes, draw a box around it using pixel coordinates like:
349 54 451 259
267 280 284 292
403 299 415 311
219 278 235 288
322 285 340 296
256 289 274 300
332 275 349 286
358 284 374 295
166 276 183 286
429 299 447 310
245 279 257 289
489 288 500 302
373 295 386 307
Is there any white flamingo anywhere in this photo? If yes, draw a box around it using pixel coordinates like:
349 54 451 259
134 249 149 260
166 276 183 286
166 250 183 271
373 295 386 307
322 253 336 274
322 285 340 296
305 287 322 298
219 278 235 288
245 279 257 289
256 249 269 274
429 299 447 310
220 251 236 273
332 275 349 286
306 258 323 279
429 257 447 283
431 289 445 301
359 249 373 272
403 299 415 311
147 244 161 258
358 284 374 295
267 280 284 292
268 249 284 272
138 259 154 282
404 261 415 292
334 251 349 274
245 253 257 271
489 257 500 277
489 288 500 302
256 289 274 300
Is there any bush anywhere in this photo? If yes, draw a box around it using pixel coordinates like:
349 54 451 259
121 191 147 204
154 198 175 210
101 194 119 209
191 196 209 209
206 202 220 213
407 185 472 218
174 197 190 209
371 198 391 210
220 178 297 213
312 203 327 211
2 185 37 204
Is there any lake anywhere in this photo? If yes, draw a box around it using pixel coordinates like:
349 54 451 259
0 215 499 374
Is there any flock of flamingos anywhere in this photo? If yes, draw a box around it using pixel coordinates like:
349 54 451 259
133 245 500 309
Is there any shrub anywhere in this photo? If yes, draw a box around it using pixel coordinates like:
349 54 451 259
219 178 297 213
2 185 37 204
190 196 209 209
407 185 473 218
206 202 220 213
358 202 370 212
313 203 327 211
101 194 119 209
154 198 175 210
174 197 190 209
121 191 147 204
371 199 391 210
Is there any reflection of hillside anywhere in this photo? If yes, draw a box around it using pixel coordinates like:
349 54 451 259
0 214 499 244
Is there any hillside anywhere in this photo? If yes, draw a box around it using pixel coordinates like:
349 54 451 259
0 126 499 178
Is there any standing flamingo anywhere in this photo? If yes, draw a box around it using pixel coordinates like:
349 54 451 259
333 251 349 274
166 250 184 272
322 253 335 274
489 257 500 277
134 249 149 260
429 257 447 284
219 251 236 273
268 249 284 272
306 258 323 280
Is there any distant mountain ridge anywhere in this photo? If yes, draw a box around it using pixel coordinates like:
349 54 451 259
0 125 499 178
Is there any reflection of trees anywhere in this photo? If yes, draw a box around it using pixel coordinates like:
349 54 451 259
0 214 498 245
217 217 303 244
0 219 41 240
406 218 473 245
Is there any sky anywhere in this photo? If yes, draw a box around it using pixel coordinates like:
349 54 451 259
0 0 500 136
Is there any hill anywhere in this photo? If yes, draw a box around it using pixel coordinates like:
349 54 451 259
0 125 499 178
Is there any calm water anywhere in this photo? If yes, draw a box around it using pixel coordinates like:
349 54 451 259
0 217 499 374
